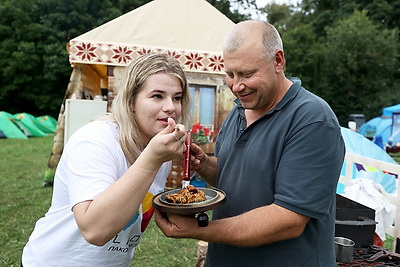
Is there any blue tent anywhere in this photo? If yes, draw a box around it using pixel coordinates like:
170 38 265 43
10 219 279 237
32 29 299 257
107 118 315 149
358 104 400 148
358 117 392 146
338 127 398 194
382 104 400 117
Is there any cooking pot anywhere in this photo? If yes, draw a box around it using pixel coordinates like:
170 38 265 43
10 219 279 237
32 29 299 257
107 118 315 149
335 194 377 248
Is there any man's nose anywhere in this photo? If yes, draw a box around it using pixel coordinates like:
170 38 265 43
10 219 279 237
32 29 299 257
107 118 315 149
231 77 244 92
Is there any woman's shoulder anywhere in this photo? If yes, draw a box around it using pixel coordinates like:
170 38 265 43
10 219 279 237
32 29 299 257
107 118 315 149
81 120 118 137
65 120 120 149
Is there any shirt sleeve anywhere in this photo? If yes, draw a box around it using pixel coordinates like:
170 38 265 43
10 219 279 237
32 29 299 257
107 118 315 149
63 128 122 209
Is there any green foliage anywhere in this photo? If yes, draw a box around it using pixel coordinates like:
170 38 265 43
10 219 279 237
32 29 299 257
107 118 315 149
269 1 400 125
0 0 65 117
0 0 151 118
262 3 293 27
207 0 255 23
282 23 324 91
321 10 399 123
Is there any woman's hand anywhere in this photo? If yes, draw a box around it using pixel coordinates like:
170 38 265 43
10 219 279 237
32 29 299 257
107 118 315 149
142 118 187 167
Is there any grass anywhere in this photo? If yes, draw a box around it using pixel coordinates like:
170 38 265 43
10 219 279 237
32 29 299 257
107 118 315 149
2 136 399 266
0 136 198 266
0 136 54 266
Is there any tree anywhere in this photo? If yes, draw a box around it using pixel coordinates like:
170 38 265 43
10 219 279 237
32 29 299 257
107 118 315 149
321 10 399 124
262 3 292 27
0 0 46 115
207 0 254 23
0 0 150 118
281 24 324 92
270 1 400 124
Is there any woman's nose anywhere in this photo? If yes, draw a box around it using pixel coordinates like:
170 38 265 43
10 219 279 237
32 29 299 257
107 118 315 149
162 98 176 112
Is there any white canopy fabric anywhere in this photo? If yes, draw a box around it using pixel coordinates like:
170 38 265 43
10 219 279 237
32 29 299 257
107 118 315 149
69 0 235 74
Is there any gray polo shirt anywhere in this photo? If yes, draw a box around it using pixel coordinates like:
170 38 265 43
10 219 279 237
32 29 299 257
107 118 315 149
205 78 345 266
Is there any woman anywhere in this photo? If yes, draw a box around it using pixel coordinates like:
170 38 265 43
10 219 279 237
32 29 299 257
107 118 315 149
22 53 190 266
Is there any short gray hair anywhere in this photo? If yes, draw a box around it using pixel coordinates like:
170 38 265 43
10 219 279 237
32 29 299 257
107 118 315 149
223 21 283 61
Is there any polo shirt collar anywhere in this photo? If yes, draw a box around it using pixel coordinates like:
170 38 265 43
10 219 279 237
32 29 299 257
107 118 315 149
274 77 302 111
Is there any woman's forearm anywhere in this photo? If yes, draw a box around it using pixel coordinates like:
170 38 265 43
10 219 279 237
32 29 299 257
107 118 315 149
73 151 161 246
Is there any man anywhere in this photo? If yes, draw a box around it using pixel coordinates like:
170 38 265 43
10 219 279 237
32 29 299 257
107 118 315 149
155 20 345 266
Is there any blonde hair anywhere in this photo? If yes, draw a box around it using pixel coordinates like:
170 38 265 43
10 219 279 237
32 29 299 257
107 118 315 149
224 20 283 61
103 53 190 164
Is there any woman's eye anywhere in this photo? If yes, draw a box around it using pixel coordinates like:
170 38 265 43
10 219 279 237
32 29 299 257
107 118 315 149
174 96 183 102
152 94 162 99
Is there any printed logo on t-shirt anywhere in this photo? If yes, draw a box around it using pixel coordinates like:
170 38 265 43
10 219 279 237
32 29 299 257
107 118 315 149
122 191 154 232
106 192 155 253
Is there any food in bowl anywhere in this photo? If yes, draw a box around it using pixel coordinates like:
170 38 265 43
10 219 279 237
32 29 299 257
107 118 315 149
165 185 206 204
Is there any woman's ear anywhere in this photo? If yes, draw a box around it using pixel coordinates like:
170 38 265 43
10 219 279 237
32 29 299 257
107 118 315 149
130 91 140 111
130 100 135 112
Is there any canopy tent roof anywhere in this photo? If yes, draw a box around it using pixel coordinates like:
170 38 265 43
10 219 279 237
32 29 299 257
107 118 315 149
68 0 235 74
382 104 400 117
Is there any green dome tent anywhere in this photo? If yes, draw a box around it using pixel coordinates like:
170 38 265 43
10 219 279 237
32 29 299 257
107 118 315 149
36 115 57 133
12 113 47 137
0 111 27 139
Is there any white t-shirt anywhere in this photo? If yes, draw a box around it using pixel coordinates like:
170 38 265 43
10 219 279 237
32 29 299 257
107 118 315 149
22 121 171 266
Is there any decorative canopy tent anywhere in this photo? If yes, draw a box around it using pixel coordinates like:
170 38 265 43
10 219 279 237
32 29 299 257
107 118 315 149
46 0 236 187
69 0 234 72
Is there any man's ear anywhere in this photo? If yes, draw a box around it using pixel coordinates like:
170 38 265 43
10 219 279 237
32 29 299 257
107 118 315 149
274 50 286 73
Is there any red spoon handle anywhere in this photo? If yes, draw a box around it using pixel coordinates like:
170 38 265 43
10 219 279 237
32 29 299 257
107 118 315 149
183 130 192 181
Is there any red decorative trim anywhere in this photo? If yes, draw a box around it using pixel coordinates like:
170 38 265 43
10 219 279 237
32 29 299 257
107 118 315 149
69 40 225 74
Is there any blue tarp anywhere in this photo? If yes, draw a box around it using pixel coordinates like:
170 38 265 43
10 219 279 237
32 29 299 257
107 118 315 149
338 127 398 194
